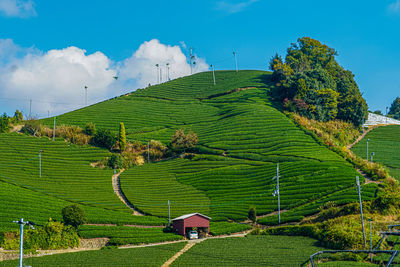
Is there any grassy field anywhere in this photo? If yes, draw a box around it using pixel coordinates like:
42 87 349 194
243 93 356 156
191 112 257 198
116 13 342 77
37 70 364 223
352 125 400 180
0 242 186 267
0 133 164 230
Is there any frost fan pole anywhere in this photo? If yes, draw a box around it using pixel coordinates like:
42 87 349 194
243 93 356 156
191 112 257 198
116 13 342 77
13 218 35 267
168 200 171 227
356 176 366 248
273 163 280 225
52 116 56 141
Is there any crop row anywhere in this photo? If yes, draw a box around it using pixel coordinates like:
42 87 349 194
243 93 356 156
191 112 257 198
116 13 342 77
0 133 165 230
171 235 328 266
0 242 186 267
78 225 183 245
352 125 400 180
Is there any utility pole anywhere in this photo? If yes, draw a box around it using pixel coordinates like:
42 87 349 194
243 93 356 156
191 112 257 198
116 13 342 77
155 64 160 84
168 200 171 227
233 51 238 72
367 138 370 161
272 163 281 225
160 68 162 83
147 139 150 163
29 99 32 119
210 65 216 85
84 86 88 106
47 110 50 118
53 117 56 141
369 218 372 262
166 63 170 81
356 176 366 248
190 48 193 74
13 218 35 267
39 150 43 178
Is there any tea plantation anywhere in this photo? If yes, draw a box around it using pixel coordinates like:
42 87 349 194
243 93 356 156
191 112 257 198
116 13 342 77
0 242 186 267
0 133 165 230
352 125 400 180
171 235 329 266
38 70 364 222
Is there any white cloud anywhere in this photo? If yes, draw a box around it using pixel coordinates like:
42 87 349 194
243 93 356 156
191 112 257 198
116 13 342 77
0 45 117 116
216 0 258 14
388 0 400 13
119 39 208 87
0 39 209 117
0 0 36 18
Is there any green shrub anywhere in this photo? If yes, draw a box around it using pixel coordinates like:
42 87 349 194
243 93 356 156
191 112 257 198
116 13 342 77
248 206 256 223
62 204 87 228
21 119 43 136
1 222 79 250
84 123 96 136
91 129 116 150
108 154 124 169
0 113 10 133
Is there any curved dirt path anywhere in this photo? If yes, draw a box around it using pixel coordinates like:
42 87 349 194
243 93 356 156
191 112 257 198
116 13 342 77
112 169 144 216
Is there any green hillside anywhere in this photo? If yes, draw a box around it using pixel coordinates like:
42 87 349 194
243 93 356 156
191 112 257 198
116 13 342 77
352 125 400 180
39 70 365 223
0 133 164 231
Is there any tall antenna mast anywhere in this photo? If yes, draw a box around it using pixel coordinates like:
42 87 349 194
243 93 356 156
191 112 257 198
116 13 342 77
233 51 238 72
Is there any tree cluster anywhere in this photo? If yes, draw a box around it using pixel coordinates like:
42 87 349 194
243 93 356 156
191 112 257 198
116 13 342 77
0 113 10 133
170 129 198 151
269 37 368 126
388 97 400 119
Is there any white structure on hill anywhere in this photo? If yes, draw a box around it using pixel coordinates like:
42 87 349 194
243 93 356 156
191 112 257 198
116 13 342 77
364 112 400 126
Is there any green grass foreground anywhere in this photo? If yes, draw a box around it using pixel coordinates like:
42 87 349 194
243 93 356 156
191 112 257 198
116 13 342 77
352 125 400 180
170 235 332 266
0 242 186 267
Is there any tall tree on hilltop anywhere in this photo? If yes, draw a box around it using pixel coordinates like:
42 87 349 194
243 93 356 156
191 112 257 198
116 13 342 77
269 37 368 126
389 97 400 119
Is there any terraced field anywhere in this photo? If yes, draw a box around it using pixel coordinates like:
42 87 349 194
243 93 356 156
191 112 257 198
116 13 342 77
352 125 400 180
0 242 186 267
171 235 328 266
78 225 183 245
39 70 364 222
0 133 164 230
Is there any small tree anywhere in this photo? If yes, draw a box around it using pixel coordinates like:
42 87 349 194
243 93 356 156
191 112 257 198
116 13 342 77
62 204 87 228
248 206 257 223
108 153 124 169
170 129 198 151
14 110 23 122
91 129 116 150
118 122 126 152
0 113 10 133
84 123 96 136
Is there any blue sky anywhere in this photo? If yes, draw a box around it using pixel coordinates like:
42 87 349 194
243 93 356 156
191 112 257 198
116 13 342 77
0 0 399 117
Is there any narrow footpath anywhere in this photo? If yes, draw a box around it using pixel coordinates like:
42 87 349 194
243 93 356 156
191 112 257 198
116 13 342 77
112 169 144 216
